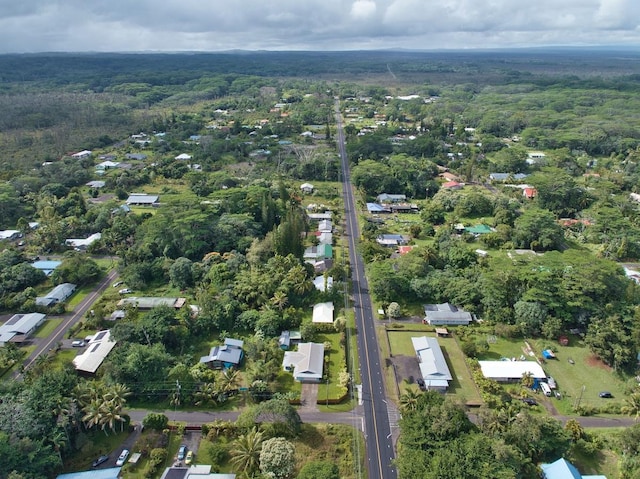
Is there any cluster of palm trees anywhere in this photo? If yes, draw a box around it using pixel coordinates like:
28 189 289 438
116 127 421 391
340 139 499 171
193 368 240 406
74 381 131 435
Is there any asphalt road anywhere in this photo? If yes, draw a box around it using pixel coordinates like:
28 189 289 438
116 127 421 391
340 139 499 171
14 267 120 380
335 100 397 479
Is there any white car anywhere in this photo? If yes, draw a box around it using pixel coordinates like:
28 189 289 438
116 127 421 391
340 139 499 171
71 340 85 347
118 288 133 294
116 449 130 466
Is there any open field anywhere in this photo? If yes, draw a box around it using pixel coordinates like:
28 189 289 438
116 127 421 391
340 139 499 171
478 335 630 413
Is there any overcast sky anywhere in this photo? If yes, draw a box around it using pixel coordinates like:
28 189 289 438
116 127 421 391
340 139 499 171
0 0 639 53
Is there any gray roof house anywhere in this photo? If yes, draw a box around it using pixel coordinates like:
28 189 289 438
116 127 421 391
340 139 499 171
36 283 76 307
376 234 409 247
0 312 46 345
126 193 159 206
423 303 473 325
199 338 244 369
376 193 407 203
282 342 325 382
411 336 453 391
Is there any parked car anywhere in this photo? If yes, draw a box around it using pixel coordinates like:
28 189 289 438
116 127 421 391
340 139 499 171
92 455 109 467
115 449 129 466
185 450 194 465
416 378 426 391
599 391 613 398
522 398 538 406
71 340 86 347
118 288 133 294
177 445 187 461
112 281 124 288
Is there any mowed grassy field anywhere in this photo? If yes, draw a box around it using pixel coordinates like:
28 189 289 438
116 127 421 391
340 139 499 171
387 330 482 404
478 335 629 413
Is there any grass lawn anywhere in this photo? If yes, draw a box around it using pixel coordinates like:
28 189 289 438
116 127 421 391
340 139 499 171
66 284 96 310
34 317 63 338
572 429 622 479
478 336 629 414
387 330 482 404
50 349 78 369
316 331 348 400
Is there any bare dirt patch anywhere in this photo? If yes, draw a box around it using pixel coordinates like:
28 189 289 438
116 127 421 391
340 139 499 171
390 354 421 386
586 354 613 371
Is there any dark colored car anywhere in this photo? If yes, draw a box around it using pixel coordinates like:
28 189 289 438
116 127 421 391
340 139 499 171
522 398 538 406
92 455 109 467
178 445 187 460
416 378 426 391
599 391 613 398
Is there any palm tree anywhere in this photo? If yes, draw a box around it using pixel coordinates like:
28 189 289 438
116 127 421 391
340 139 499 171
104 383 131 410
399 389 420 412
220 368 240 393
99 401 124 435
270 291 289 311
50 428 68 463
81 398 104 431
230 427 265 475
622 392 640 421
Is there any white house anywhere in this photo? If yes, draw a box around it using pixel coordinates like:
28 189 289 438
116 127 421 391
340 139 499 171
300 183 314 194
36 283 76 307
282 342 325 382
313 276 333 292
65 233 101 250
411 336 453 391
175 153 193 161
73 330 117 374
478 360 546 382
312 302 334 323
0 230 22 241
71 150 92 159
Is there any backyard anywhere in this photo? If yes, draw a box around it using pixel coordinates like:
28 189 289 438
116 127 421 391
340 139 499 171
477 335 630 414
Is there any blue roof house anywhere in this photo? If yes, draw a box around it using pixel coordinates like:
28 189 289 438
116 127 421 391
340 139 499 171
540 458 606 479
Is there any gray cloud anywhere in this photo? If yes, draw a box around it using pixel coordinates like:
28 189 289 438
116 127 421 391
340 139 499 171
0 0 638 52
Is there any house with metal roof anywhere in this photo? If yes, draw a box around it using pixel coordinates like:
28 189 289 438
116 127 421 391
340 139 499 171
423 303 474 325
312 302 334 323
0 229 22 241
199 338 244 369
376 234 409 247
376 193 407 203
65 232 101 250
73 330 117 374
411 336 453 391
478 360 546 382
313 275 333 292
117 297 185 309
366 203 390 214
0 312 46 345
125 153 148 161
31 260 62 276
126 193 159 206
57 467 121 479
160 465 236 479
540 458 606 479
282 342 325 382
304 244 333 260
36 283 76 307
